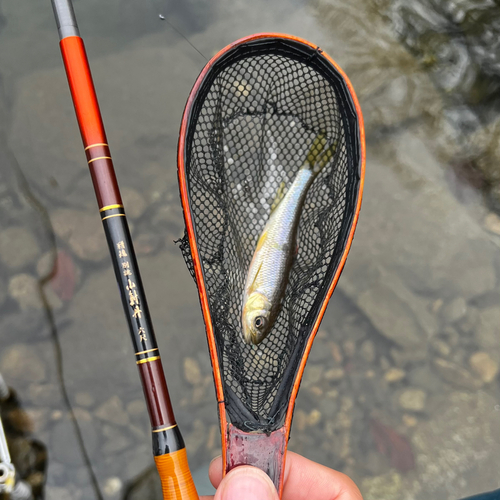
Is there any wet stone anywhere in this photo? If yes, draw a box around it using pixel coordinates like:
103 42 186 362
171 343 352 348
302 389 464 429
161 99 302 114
126 399 146 419
469 352 499 384
50 420 90 466
103 476 123 497
484 212 500 235
360 340 376 363
183 357 202 385
441 297 467 324
44 486 75 500
384 368 406 383
0 226 41 270
95 396 130 427
398 388 427 412
357 283 426 350
342 339 356 358
433 358 482 390
8 273 42 310
101 424 132 455
409 391 500 498
74 391 95 408
184 419 206 455
475 307 500 355
0 344 46 383
361 471 402 500
430 338 451 357
0 277 6 307
324 367 345 382
303 365 323 386
51 209 108 262
121 186 147 220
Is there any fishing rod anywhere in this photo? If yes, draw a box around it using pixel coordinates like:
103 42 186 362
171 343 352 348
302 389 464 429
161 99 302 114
49 2 198 499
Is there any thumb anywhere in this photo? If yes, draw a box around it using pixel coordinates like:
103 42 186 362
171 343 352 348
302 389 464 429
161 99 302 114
214 466 279 500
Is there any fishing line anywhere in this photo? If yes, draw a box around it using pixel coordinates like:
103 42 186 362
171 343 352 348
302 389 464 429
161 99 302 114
148 0 208 61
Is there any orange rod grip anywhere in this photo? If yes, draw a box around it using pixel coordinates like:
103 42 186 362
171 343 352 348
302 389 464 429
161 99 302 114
154 449 198 500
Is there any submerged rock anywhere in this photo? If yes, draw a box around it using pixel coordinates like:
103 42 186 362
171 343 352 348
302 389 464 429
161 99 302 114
433 358 482 390
398 388 427 412
410 391 500 498
8 273 42 310
0 226 41 271
0 344 47 384
51 209 108 262
469 352 499 384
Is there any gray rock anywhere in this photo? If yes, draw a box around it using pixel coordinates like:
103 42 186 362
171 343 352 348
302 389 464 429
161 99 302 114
44 486 75 500
121 187 147 220
433 358 482 390
101 425 132 455
74 391 95 408
441 297 467 324
349 276 430 350
409 391 500 499
124 466 162 500
8 273 42 310
360 339 376 363
183 357 202 385
475 307 500 359
469 352 499 384
409 365 446 394
51 209 108 262
28 383 60 407
103 476 123 497
0 344 46 383
303 365 323 386
50 418 98 466
384 367 406 383
0 276 6 307
95 396 130 427
0 226 41 271
361 471 403 500
398 388 427 412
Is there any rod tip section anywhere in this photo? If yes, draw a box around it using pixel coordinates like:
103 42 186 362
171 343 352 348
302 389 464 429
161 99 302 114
51 0 80 39
154 448 198 500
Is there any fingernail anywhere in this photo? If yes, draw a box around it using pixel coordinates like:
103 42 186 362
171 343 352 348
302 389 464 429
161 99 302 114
220 467 277 500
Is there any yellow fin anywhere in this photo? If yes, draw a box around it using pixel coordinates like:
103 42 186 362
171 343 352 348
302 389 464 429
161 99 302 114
306 133 327 167
313 139 338 175
270 181 286 213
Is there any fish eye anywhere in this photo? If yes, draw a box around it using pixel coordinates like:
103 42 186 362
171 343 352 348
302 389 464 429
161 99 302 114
254 316 266 330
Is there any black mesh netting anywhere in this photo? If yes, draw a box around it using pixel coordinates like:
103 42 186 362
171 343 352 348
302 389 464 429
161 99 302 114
178 38 362 433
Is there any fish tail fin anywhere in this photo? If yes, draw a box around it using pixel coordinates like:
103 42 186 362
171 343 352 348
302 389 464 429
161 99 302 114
304 133 338 176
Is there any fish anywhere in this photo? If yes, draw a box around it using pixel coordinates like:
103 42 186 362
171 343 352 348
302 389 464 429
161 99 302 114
241 134 337 345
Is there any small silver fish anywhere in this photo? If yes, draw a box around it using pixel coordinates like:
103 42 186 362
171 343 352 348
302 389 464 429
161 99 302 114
242 134 337 345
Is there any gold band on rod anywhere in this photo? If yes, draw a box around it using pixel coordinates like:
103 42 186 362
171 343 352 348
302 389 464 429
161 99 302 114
100 204 124 212
136 356 161 365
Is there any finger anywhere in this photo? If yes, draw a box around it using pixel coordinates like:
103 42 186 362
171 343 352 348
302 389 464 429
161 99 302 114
214 465 279 500
208 455 223 488
208 452 363 500
282 451 363 500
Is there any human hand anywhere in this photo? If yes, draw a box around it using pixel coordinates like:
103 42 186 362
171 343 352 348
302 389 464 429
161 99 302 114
199 451 363 500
